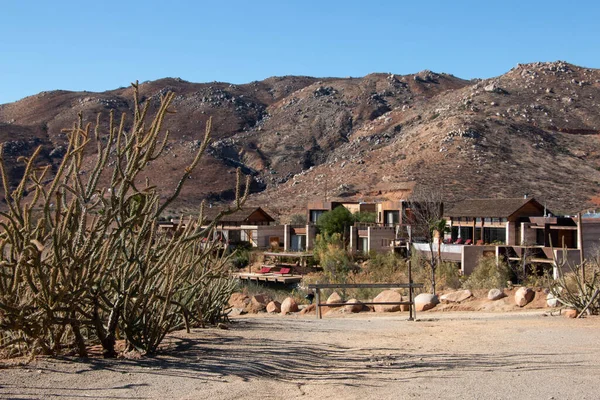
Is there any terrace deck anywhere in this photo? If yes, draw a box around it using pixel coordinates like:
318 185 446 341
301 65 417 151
232 272 303 284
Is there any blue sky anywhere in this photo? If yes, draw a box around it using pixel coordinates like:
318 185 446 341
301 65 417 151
2 0 599 104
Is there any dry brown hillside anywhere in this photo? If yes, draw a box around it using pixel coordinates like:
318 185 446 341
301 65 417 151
2 61 600 217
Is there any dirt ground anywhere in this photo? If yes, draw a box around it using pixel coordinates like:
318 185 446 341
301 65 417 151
1 310 600 400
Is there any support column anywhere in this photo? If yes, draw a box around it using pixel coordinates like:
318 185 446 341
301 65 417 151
505 221 513 245
306 224 316 251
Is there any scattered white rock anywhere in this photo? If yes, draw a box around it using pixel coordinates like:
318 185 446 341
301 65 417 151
326 292 343 306
515 287 535 307
546 293 559 308
414 293 439 311
488 288 506 301
440 290 473 303
344 298 365 313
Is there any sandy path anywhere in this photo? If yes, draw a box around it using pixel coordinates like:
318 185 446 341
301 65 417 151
1 311 599 399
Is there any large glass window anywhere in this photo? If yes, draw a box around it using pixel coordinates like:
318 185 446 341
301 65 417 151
483 227 506 244
310 210 325 223
290 235 306 251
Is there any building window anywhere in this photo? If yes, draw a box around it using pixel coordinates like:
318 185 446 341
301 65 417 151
309 210 325 223
383 211 400 227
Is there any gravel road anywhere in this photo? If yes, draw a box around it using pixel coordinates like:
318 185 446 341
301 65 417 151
1 311 599 399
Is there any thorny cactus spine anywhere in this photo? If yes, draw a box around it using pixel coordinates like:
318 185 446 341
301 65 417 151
0 82 250 358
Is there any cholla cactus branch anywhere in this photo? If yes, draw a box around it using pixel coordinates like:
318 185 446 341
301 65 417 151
0 83 246 358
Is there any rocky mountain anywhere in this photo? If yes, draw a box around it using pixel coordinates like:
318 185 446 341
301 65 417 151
2 61 600 217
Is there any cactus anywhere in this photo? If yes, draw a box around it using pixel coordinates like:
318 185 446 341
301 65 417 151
0 83 249 357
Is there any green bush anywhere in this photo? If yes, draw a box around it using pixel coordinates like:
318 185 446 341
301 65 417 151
354 211 376 223
313 233 356 283
408 253 461 292
364 252 407 283
462 256 512 290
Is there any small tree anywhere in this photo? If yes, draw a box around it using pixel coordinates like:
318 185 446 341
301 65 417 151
313 233 354 284
408 188 446 295
316 206 355 237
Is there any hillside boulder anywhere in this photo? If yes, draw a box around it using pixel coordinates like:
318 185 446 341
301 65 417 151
229 292 250 308
373 290 403 312
326 292 343 306
440 290 473 303
414 293 439 311
266 301 281 313
515 287 535 307
281 297 299 314
300 304 316 315
487 288 506 301
344 298 366 313
248 294 272 313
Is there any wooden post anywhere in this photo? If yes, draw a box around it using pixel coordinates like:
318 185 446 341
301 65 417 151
408 260 414 321
315 287 321 319
577 212 585 282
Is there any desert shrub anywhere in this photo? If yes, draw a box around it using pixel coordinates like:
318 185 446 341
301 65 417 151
364 252 407 283
436 262 463 290
462 256 512 290
230 242 253 269
313 233 356 283
408 252 461 292
0 83 250 358
289 213 307 225
240 281 303 304
548 256 600 315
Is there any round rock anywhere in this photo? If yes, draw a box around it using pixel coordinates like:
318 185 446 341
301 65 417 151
488 288 506 301
515 287 535 307
280 297 299 314
414 293 439 311
373 290 403 312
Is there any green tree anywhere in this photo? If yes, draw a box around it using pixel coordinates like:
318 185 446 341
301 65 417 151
316 206 354 236
353 211 376 223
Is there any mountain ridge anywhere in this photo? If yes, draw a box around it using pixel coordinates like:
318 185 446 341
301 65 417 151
2 61 600 217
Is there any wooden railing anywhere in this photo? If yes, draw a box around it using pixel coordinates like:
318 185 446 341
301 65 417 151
307 281 423 320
